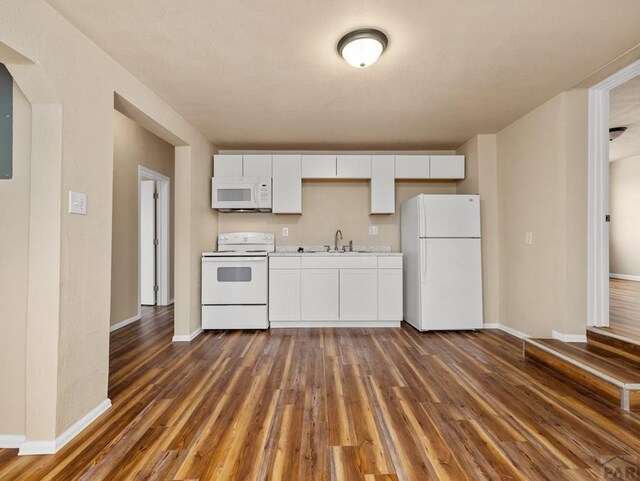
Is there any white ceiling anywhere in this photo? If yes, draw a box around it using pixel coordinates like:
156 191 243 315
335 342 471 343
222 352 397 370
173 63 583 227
610 75 640 162
47 0 640 150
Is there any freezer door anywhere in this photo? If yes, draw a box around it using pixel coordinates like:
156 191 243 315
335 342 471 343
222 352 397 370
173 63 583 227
420 195 480 238
420 238 483 330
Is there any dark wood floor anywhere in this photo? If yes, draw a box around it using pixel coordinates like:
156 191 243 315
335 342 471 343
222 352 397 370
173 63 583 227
2 307 640 480
610 278 640 338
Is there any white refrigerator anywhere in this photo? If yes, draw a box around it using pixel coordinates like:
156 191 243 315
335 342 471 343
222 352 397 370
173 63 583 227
401 194 483 331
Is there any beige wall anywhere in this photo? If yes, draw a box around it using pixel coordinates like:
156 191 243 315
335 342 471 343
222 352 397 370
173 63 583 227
496 90 588 337
457 134 500 325
610 155 640 276
111 110 175 326
218 181 457 251
0 82 31 435
0 0 215 441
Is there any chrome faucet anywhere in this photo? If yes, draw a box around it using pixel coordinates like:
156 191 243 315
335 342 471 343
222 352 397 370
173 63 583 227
334 229 343 251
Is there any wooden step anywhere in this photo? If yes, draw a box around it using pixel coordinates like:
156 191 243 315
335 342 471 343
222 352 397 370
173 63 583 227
588 326 640 363
523 338 640 411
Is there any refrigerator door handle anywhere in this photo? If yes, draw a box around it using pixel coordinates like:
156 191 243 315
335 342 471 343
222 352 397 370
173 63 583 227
421 242 427 284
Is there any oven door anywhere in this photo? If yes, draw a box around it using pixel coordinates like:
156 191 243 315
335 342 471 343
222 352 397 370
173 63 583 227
202 256 267 305
211 177 259 210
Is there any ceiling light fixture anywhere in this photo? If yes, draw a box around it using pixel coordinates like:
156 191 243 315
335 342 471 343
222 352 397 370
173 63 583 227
337 28 388 68
609 126 627 141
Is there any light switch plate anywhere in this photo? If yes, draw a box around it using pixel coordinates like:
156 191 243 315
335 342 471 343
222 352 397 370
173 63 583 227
69 191 87 215
525 231 533 245
369 225 378 236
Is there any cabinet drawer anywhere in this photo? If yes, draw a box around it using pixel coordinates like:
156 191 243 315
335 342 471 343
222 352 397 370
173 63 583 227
377 256 403 269
269 256 301 269
301 256 377 269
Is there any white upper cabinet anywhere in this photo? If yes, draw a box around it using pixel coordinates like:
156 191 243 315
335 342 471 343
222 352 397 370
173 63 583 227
395 155 430 179
272 154 302 214
214 154 243 177
429 155 465 179
337 155 371 179
370 155 395 214
243 154 272 177
301 155 336 178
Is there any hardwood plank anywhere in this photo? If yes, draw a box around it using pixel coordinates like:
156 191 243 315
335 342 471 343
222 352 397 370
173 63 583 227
2 308 640 480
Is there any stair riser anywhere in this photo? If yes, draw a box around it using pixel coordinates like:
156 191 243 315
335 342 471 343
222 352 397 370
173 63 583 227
628 391 640 411
524 342 625 409
587 330 640 363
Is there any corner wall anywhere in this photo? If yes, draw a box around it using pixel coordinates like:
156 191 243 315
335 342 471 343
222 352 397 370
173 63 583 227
0 81 31 436
495 90 589 338
0 0 215 445
457 135 500 325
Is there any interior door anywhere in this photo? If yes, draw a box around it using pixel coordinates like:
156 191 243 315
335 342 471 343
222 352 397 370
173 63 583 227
421 238 483 330
140 180 156 305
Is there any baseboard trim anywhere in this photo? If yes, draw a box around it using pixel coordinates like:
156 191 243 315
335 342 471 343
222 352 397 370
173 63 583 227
610 273 640 282
483 323 529 339
0 435 26 449
18 398 111 456
109 314 141 332
172 328 202 342
552 330 587 343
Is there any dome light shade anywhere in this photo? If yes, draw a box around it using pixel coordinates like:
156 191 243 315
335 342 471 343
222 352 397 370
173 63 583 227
338 29 388 68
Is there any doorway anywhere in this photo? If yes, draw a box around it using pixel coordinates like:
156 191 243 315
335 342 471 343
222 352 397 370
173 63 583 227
588 59 640 329
138 166 171 309
607 75 640 336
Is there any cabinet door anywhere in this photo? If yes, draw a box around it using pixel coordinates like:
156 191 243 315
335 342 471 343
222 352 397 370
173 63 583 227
429 155 465 179
394 155 430 179
301 269 339 320
378 269 402 321
272 154 302 214
269 269 300 321
339 269 378 321
243 154 272 177
337 155 371 179
301 155 336 178
214 154 243 177
370 155 395 214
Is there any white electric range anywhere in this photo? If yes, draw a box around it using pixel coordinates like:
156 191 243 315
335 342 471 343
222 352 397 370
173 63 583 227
201 232 274 329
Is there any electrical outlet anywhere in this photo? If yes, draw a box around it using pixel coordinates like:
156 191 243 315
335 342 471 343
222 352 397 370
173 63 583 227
69 191 87 215
369 225 378 236
282 227 289 237
525 232 533 245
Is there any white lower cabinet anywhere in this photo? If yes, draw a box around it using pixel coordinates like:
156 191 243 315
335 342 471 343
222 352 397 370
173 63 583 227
269 269 301 321
378 269 403 320
301 269 339 321
339 269 378 320
269 255 402 327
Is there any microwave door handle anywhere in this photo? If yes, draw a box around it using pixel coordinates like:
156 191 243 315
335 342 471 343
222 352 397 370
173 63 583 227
254 184 258 203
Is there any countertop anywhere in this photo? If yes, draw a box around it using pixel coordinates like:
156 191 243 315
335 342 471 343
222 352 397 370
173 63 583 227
269 251 402 257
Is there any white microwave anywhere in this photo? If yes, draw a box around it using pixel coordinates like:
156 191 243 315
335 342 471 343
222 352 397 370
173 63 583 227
211 177 272 212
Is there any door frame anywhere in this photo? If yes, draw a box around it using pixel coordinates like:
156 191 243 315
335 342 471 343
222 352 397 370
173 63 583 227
587 59 640 327
138 165 171 308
